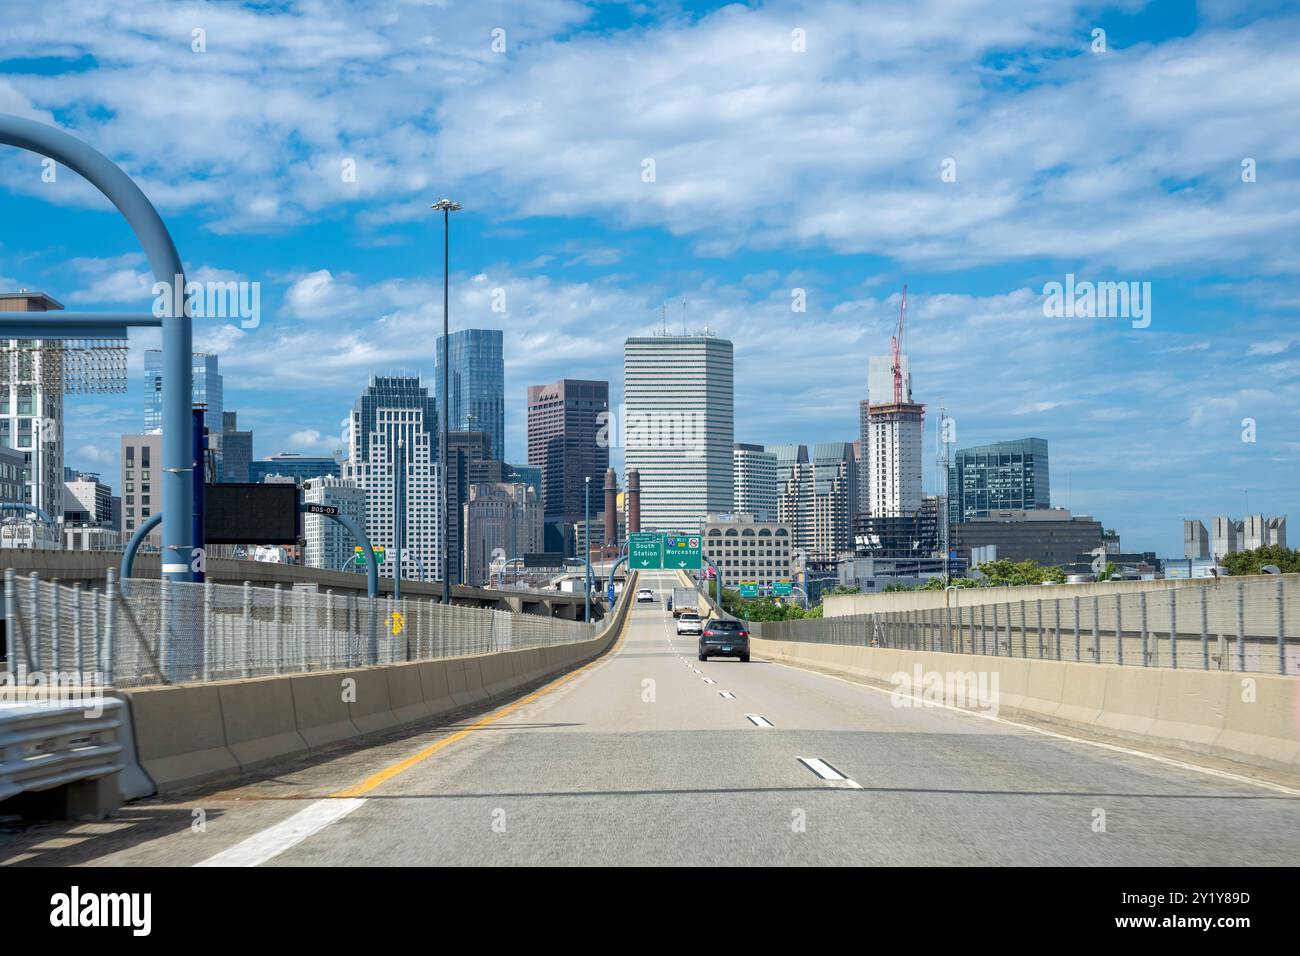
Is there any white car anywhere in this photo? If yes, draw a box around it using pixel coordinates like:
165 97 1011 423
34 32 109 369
636 588 655 603
676 612 702 635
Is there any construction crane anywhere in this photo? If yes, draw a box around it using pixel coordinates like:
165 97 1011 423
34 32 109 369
891 284 907 404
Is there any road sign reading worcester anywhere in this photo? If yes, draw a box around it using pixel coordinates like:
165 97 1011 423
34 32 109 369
739 581 759 598
629 532 662 570
663 534 702 570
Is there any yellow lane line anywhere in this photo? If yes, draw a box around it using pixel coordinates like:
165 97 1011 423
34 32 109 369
331 583 636 799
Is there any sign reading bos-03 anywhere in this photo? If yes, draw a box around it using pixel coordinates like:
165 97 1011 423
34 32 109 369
663 533 702 570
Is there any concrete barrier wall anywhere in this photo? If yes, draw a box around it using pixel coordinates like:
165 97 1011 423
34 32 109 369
752 635 1300 775
122 572 637 793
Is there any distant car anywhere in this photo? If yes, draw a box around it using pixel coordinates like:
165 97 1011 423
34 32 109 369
698 619 750 662
675 611 702 635
636 588 655 603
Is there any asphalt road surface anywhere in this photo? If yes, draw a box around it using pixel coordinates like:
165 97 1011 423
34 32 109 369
4 569 1298 866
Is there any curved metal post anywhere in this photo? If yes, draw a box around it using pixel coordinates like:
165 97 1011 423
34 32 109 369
299 504 379 599
0 114 193 582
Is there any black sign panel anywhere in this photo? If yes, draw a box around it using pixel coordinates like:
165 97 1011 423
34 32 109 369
204 483 301 544
305 503 340 517
523 551 566 569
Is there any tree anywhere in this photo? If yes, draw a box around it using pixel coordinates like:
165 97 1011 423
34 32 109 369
976 559 1066 587
1221 545 1300 576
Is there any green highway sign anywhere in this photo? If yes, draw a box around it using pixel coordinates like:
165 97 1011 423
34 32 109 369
738 581 759 598
772 580 793 596
628 532 662 570
663 533 702 570
354 545 387 565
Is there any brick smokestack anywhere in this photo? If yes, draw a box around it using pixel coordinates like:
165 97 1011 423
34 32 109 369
627 468 641 534
603 467 618 546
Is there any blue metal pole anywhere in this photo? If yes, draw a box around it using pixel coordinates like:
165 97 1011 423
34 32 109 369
120 512 163 594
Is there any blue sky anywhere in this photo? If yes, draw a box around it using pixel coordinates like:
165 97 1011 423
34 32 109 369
1 0 1297 556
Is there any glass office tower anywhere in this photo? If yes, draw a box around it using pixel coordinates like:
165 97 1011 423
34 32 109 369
435 329 505 464
948 437 1050 524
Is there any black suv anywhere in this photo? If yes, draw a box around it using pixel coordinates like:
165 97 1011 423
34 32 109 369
698 619 750 662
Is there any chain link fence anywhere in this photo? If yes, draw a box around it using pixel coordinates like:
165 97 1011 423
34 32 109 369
2 570 597 688
749 577 1299 675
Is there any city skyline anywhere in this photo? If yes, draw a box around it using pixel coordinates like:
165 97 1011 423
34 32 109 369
1 3 1296 558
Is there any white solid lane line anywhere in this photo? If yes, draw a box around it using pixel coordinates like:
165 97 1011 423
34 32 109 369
745 713 774 728
797 757 863 789
195 798 367 867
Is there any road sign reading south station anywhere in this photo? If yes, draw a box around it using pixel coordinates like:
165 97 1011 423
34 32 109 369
628 532 662 570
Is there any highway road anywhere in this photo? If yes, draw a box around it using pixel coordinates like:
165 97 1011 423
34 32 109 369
3 569 1298 866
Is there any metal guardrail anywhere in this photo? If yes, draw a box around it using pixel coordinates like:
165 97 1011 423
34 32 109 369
3 570 599 688
0 698 125 802
747 576 1299 675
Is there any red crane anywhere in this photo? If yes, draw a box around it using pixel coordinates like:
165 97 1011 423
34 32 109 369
891 284 907 404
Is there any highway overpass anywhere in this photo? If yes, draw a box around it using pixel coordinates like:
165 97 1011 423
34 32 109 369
2 569 1296 866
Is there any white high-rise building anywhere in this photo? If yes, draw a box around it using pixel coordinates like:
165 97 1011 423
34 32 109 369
733 443 777 521
865 352 924 517
1 292 65 524
623 333 733 531
345 376 443 584
303 476 367 571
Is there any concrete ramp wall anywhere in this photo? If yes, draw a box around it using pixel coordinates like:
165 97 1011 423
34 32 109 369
752 636 1300 776
122 573 637 794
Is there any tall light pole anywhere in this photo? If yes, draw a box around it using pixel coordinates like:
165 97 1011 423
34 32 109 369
584 475 591 623
432 198 462 604
394 436 404 600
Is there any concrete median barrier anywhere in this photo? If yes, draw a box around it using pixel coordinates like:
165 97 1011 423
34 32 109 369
346 668 399 735
446 658 488 707
417 660 455 716
121 684 239 790
478 653 518 698
386 662 431 725
218 678 308 770
289 672 360 749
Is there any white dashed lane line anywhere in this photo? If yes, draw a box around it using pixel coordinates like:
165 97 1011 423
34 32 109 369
797 757 862 789
718 691 736 700
745 714 774 728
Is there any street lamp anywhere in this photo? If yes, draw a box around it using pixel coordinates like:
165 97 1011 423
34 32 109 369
394 436 405 600
431 198 462 604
